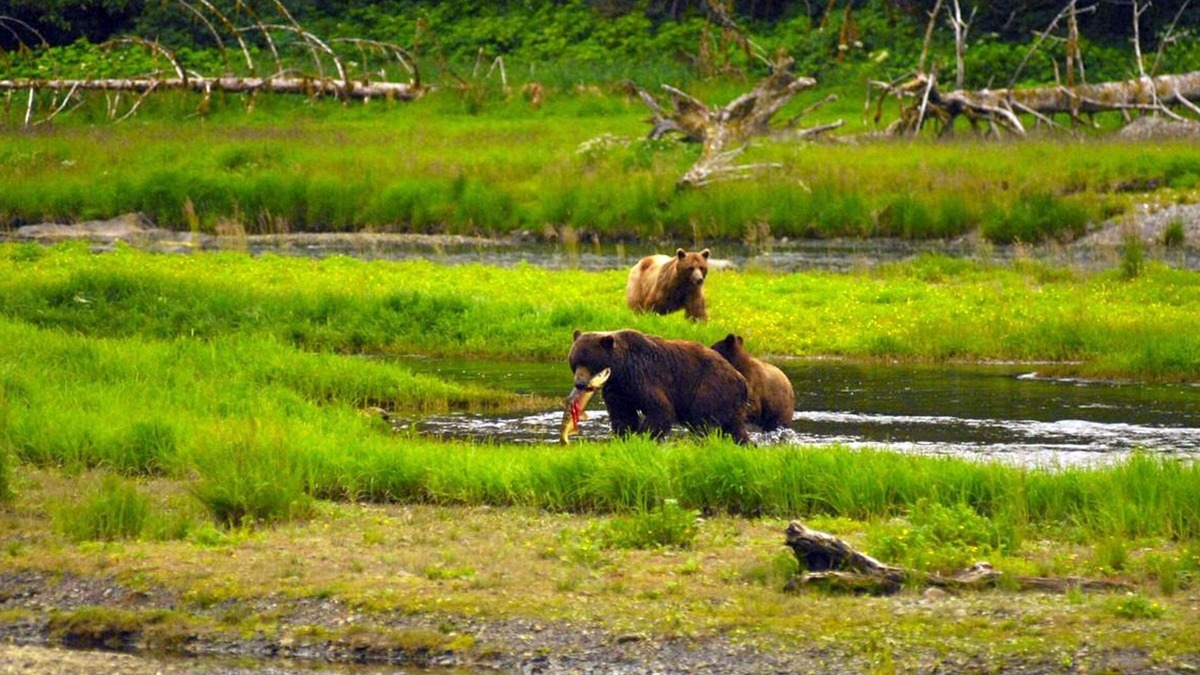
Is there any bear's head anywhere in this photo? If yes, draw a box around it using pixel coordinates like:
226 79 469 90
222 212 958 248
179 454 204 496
675 248 710 287
710 333 749 366
569 330 618 390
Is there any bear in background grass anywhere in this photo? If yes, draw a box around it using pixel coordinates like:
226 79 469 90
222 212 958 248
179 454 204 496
568 329 750 445
626 248 710 321
710 333 795 432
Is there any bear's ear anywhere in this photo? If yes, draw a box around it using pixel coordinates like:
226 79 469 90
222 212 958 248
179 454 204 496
600 335 616 351
723 333 737 347
676 248 687 259
735 334 744 347
700 248 710 259
573 329 582 341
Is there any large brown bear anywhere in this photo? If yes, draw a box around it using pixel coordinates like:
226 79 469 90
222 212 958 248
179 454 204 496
626 248 710 321
710 334 794 432
568 329 750 445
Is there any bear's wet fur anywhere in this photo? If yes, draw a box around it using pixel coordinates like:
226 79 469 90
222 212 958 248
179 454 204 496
710 333 795 432
568 329 750 445
625 248 710 321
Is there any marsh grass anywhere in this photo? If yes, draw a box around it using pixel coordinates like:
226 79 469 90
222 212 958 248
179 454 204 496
4 92 1199 243
5 244 1200 378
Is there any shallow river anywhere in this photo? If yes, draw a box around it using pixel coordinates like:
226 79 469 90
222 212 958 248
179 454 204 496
399 358 1200 467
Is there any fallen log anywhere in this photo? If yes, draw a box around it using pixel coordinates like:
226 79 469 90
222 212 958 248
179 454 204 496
0 75 425 102
878 70 1200 136
783 520 1128 595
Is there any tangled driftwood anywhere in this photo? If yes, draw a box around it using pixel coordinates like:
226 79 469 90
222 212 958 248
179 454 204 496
631 55 840 188
783 520 1127 595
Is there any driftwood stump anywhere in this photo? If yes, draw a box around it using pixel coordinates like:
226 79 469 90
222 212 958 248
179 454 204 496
783 520 1127 596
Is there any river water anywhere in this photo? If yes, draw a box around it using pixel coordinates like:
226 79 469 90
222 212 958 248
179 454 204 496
8 219 1200 465
399 358 1200 468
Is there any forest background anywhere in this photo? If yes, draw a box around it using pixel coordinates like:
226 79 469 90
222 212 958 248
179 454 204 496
6 0 1200 95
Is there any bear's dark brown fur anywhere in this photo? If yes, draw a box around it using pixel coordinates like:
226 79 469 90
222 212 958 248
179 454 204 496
625 248 710 321
710 333 794 432
568 329 749 445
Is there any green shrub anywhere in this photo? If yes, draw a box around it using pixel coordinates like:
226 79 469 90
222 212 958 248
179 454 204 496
189 436 315 527
1162 218 1185 248
596 499 701 550
54 474 151 542
1120 231 1145 280
867 499 1017 573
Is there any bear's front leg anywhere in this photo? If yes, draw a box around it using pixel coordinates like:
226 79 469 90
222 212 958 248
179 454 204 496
605 398 642 438
639 391 677 440
685 294 708 322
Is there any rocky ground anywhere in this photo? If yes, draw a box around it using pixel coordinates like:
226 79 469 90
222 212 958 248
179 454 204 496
3 566 1198 674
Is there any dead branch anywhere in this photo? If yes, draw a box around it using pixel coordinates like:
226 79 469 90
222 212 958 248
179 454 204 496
633 55 825 188
783 520 1128 595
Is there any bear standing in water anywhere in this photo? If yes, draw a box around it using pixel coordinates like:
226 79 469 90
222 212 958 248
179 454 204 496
625 248 710 321
568 329 750 445
710 333 795 432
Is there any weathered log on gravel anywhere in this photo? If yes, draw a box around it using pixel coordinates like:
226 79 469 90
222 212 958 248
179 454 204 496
783 520 1127 595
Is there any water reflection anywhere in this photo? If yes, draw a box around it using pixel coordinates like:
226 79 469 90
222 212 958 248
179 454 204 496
399 359 1200 467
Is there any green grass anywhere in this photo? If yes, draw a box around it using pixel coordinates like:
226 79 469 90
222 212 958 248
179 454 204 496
3 89 1198 243
6 243 1199 379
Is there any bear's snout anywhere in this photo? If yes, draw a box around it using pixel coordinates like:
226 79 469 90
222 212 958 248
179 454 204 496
573 366 598 390
691 269 705 285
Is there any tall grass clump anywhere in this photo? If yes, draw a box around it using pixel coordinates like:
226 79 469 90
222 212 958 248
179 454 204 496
981 190 1091 243
54 474 151 542
1162 218 1186 248
305 435 1200 543
0 402 10 503
1120 230 1146 280
188 430 316 527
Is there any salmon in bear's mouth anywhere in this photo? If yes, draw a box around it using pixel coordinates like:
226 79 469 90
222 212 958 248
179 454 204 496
560 368 611 444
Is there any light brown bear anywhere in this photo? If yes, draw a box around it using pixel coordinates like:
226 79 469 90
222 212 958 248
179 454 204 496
710 333 794 432
625 248 710 321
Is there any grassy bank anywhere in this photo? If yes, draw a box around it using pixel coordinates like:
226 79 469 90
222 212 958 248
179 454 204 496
3 243 1199 377
3 91 1199 243
1 243 1199 670
1 243 1198 529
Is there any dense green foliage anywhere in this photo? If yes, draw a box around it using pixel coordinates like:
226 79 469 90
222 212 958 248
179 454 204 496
2 1 1200 84
5 0 1199 94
